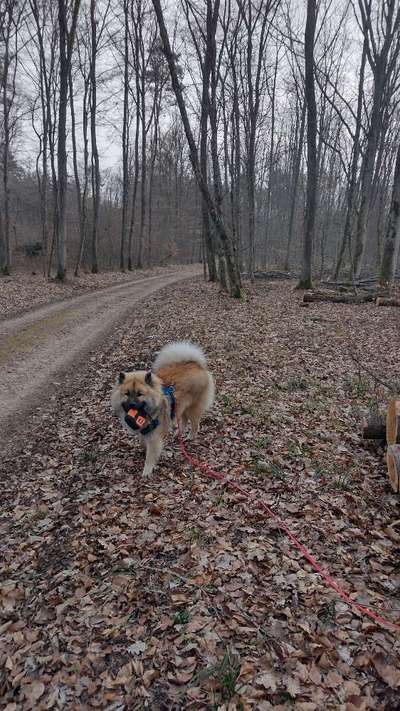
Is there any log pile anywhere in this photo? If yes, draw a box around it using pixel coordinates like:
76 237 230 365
302 288 400 306
361 415 386 441
376 297 400 307
387 446 400 493
303 290 375 304
253 270 295 281
362 398 400 493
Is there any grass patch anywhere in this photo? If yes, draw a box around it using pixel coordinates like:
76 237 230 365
285 377 309 391
253 460 270 475
220 393 236 414
255 434 272 449
186 526 212 546
270 462 287 480
80 448 97 463
198 647 241 702
174 609 189 625
330 471 353 492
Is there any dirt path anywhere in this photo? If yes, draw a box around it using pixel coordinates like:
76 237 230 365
0 267 199 443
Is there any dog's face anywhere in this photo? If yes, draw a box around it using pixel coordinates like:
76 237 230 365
111 370 163 421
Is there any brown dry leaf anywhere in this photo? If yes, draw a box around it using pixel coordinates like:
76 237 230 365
257 671 279 692
372 653 400 688
285 675 301 697
23 681 45 703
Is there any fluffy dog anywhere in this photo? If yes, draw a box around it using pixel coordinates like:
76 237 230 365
111 341 215 476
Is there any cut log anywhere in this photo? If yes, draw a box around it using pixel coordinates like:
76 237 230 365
320 277 379 288
376 297 400 307
361 415 386 440
253 270 295 280
303 290 375 304
386 398 400 445
386 445 400 493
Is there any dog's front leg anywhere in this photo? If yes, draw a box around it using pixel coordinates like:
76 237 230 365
142 431 163 477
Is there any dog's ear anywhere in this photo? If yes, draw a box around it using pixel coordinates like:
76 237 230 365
145 371 153 386
118 372 125 384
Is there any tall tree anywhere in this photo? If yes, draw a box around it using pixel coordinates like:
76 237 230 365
152 0 241 296
380 140 400 285
237 0 280 278
297 0 317 289
353 0 400 278
120 0 130 271
56 0 81 281
0 0 25 274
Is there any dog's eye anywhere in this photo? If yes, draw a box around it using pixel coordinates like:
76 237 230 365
137 391 143 397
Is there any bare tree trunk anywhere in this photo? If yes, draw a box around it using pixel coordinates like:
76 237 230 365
70 59 89 277
197 0 217 282
89 0 99 274
120 0 130 271
1 7 13 274
30 0 55 275
297 0 317 289
127 95 140 271
208 0 228 288
56 0 69 281
353 75 384 278
152 0 241 296
55 0 80 281
353 0 400 278
285 98 305 272
0 1 21 274
380 141 400 285
334 37 367 280
264 47 279 266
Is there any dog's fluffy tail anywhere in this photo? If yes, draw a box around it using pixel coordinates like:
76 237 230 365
153 340 207 371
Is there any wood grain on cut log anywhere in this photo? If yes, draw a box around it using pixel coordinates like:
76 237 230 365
386 398 400 445
386 445 400 493
303 290 375 304
376 297 400 307
361 415 386 440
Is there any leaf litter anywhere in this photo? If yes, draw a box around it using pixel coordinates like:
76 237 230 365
0 278 400 709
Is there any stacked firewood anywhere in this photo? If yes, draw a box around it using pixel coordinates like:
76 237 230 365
362 399 400 492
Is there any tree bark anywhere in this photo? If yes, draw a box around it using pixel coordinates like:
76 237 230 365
297 0 317 290
285 98 306 272
152 0 241 297
56 0 69 281
90 0 99 274
334 38 367 281
352 0 400 278
120 0 130 271
380 141 400 286
56 0 80 281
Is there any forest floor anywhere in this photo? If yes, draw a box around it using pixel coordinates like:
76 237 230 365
1 277 400 710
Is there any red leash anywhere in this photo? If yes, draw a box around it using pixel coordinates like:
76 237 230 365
176 421 400 632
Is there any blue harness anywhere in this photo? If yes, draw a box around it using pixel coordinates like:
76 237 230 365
162 384 176 421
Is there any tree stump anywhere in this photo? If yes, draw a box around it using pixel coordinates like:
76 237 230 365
386 445 400 493
386 398 400 445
